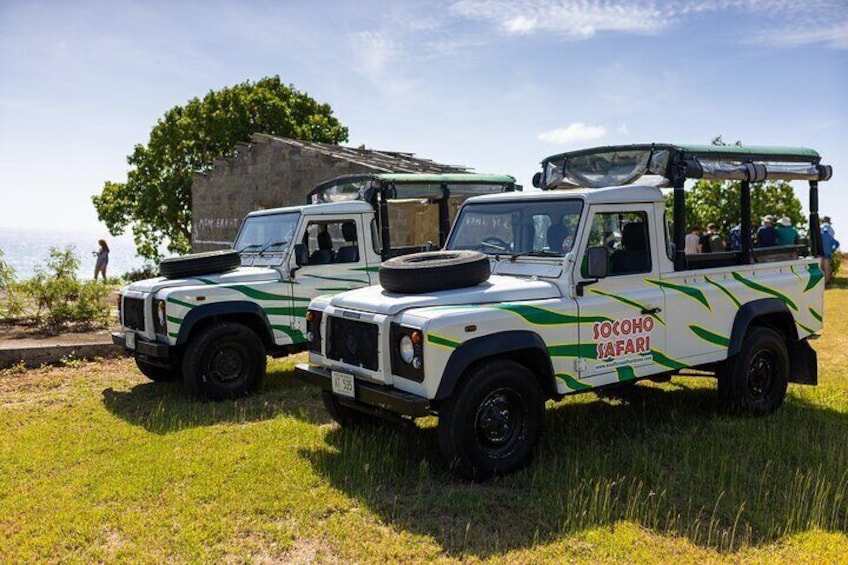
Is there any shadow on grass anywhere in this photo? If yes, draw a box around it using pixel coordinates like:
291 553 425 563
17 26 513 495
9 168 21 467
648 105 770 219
300 380 848 557
101 365 331 434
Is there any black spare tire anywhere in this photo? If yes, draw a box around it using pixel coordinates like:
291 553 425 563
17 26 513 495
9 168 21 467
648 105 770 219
159 249 241 279
379 250 491 294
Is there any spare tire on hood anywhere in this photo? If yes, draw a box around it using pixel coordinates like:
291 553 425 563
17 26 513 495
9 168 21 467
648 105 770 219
159 249 241 279
379 250 491 294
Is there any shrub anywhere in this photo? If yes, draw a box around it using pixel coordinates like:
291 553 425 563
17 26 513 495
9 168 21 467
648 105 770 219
123 263 160 282
22 246 111 332
0 248 25 320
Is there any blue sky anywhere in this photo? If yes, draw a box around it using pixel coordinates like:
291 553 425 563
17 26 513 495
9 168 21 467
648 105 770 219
1 0 846 235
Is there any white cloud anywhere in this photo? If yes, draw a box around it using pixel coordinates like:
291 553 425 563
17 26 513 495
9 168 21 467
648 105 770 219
450 0 848 48
538 123 607 144
451 0 674 38
617 124 630 135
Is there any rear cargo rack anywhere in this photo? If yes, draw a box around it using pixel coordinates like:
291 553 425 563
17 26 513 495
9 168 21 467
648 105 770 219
535 143 833 270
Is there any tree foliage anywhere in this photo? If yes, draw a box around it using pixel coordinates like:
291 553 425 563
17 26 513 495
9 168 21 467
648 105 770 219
92 76 349 261
667 135 806 238
680 179 805 237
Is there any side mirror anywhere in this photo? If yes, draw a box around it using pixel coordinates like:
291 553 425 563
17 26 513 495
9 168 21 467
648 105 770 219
587 246 608 279
532 172 543 188
293 243 308 267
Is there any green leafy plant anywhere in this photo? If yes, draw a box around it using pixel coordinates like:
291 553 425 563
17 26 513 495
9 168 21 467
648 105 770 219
22 246 111 332
0 248 25 320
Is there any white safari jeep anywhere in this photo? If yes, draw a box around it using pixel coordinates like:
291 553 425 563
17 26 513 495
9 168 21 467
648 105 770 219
112 173 518 399
295 144 833 479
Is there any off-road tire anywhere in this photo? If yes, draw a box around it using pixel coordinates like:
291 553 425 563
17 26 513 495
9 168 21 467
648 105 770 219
438 359 545 480
321 391 380 428
181 322 266 400
718 326 789 415
379 250 490 294
159 250 241 279
135 357 178 382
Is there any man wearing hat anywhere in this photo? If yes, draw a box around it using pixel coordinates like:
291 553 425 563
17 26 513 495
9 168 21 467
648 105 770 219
756 215 778 247
775 216 799 246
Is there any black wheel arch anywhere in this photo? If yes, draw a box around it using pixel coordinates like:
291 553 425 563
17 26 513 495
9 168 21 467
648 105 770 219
434 330 557 401
728 298 798 357
175 301 276 349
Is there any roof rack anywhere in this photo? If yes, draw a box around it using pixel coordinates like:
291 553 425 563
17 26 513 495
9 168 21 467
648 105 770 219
307 173 519 205
535 143 832 190
536 143 833 271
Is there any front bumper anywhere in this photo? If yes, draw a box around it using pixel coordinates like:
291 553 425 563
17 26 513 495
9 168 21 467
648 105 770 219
111 332 171 359
294 363 430 418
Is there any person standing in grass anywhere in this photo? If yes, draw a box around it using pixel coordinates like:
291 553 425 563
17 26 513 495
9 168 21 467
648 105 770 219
93 239 110 281
821 216 840 285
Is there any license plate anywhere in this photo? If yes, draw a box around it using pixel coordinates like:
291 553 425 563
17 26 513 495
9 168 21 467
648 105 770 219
125 331 136 350
331 371 355 399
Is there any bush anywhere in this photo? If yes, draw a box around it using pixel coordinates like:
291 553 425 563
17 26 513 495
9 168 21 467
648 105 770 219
832 251 842 277
22 246 111 332
123 263 160 282
0 248 25 320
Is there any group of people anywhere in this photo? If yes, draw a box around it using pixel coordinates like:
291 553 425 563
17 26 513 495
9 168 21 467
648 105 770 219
684 222 727 254
685 215 840 284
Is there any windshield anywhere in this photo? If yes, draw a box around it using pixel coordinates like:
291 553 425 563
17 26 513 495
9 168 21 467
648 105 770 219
447 199 583 257
233 212 300 254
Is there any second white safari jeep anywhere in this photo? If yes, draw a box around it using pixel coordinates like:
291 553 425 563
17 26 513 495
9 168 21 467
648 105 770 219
295 143 833 479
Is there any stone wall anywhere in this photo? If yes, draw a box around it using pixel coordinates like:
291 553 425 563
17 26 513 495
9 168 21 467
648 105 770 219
191 137 380 252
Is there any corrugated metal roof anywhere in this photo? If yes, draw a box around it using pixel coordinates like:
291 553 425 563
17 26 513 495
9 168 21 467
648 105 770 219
253 133 471 174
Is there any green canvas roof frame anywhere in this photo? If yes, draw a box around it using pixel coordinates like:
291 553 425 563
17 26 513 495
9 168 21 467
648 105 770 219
537 143 831 190
536 143 833 270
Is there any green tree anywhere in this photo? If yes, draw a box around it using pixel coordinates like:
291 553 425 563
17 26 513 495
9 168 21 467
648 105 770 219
682 179 805 237
93 76 349 261
666 136 806 238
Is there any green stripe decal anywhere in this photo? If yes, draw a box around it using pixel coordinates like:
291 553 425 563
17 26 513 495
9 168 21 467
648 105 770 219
557 373 591 391
351 266 380 273
271 325 304 342
264 306 308 317
166 315 182 325
427 334 461 349
688 325 730 347
646 279 711 311
731 272 798 311
703 276 742 309
195 281 310 302
168 332 178 338
300 274 369 283
316 287 354 291
805 263 824 292
809 307 822 323
548 343 597 359
589 289 665 325
650 349 687 370
495 303 607 325
167 297 196 310
616 366 636 382
796 321 815 335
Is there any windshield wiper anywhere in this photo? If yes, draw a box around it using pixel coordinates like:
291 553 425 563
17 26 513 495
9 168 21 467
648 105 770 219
258 240 289 256
509 250 563 262
236 243 263 253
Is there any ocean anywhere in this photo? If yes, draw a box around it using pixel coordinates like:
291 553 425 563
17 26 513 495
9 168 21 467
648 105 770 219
0 227 159 281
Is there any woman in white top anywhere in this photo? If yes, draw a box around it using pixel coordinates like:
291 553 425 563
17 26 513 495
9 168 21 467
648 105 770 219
684 225 702 254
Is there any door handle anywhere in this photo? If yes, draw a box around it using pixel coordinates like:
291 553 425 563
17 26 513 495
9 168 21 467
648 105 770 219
641 307 661 315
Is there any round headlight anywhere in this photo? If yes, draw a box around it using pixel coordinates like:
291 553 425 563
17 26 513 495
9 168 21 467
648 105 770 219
399 335 415 364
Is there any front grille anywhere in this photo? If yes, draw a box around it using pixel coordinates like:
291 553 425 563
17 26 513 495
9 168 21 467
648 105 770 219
327 315 378 370
123 297 146 331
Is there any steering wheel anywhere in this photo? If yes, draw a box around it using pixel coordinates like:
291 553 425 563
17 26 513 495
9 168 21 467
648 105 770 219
479 237 510 252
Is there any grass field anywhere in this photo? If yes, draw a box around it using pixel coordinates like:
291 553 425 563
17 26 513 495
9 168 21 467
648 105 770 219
1 282 847 563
